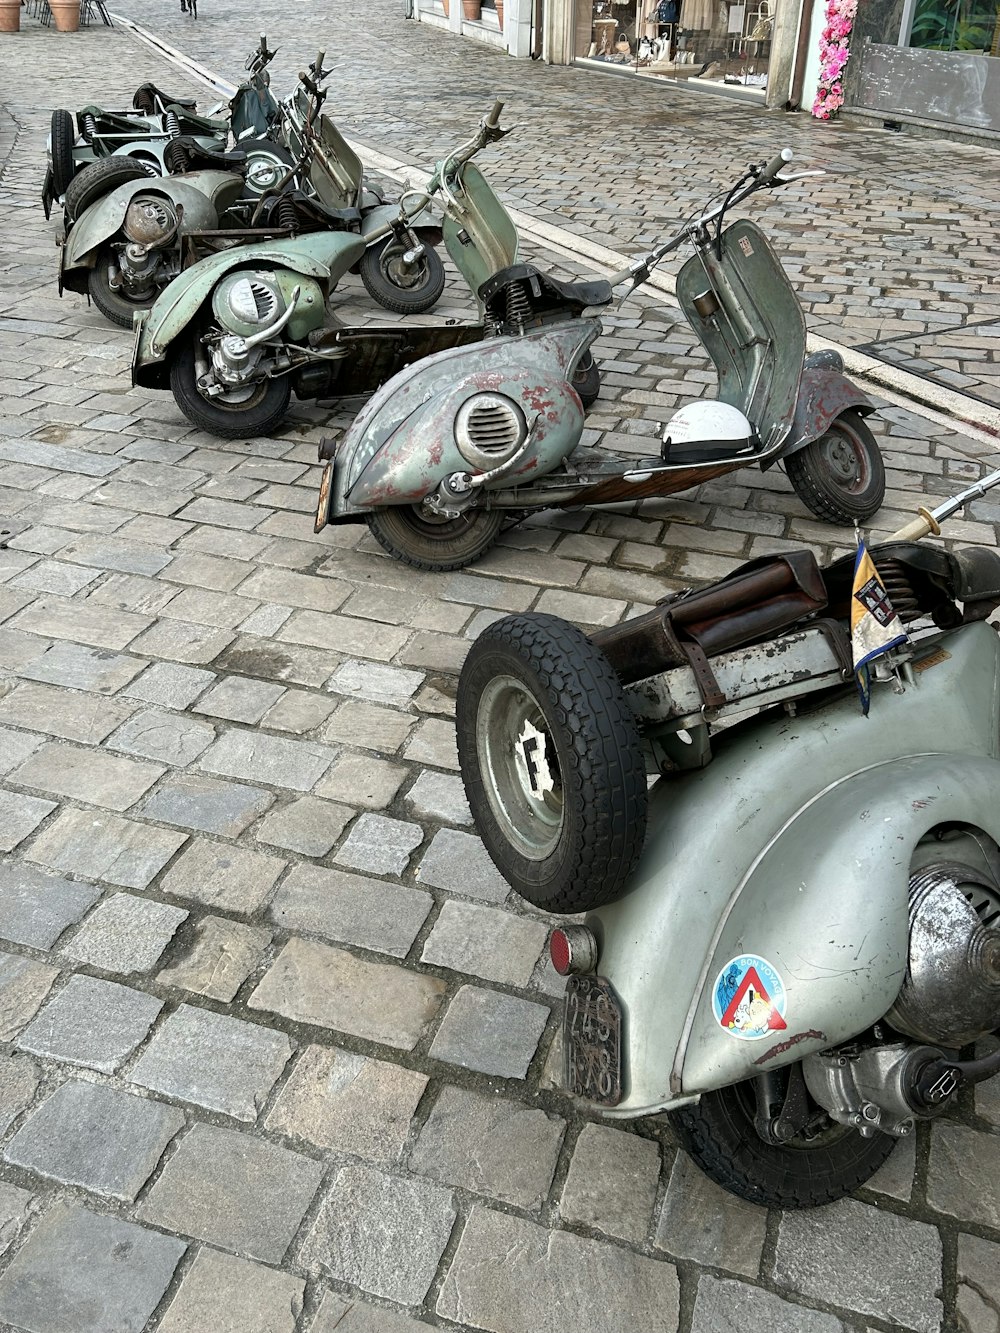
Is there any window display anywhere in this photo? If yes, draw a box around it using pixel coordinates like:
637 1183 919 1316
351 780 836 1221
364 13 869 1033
574 0 775 94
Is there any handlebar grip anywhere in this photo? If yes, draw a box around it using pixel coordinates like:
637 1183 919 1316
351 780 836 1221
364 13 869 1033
315 50 325 71
485 99 505 128
887 507 941 543
760 147 794 182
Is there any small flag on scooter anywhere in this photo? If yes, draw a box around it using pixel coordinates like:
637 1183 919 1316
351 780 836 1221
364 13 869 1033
851 534 907 715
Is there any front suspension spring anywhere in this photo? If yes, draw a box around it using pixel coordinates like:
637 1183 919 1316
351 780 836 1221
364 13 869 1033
165 110 180 138
81 113 97 142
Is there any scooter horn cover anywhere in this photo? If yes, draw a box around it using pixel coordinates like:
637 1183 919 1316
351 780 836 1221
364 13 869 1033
663 400 753 445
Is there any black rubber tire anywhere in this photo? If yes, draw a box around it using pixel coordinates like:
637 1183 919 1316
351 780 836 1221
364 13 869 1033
456 613 648 913
168 335 291 439
573 350 601 409
64 156 152 222
359 237 446 315
86 246 161 329
49 110 76 198
366 506 503 572
785 410 885 524
670 1072 897 1209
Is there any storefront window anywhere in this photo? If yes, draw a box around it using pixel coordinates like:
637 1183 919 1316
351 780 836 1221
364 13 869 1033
574 0 775 93
908 0 1000 51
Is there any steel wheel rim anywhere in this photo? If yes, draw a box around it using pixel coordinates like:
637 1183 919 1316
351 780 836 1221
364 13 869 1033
408 506 483 542
382 244 426 292
475 673 564 860
817 421 870 494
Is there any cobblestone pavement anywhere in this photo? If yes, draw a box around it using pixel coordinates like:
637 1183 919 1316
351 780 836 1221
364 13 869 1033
110 0 1000 400
0 8 999 1333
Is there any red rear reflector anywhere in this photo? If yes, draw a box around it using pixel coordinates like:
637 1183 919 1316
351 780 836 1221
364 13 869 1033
549 925 598 976
550 929 572 975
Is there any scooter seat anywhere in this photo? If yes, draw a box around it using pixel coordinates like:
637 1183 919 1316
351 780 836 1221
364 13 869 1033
478 263 613 313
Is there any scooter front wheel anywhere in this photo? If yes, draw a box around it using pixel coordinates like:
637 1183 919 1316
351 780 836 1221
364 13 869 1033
169 337 291 439
366 506 503 572
359 237 446 316
456 614 647 914
670 1070 896 1209
785 409 885 525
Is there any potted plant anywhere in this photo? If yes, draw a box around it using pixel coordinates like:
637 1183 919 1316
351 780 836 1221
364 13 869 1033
496 0 504 28
49 0 81 29
462 0 481 17
0 0 20 30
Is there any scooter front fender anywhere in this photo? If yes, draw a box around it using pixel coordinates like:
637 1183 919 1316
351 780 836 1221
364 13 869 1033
327 321 598 516
780 367 875 459
586 620 1000 1117
132 232 365 384
60 172 240 289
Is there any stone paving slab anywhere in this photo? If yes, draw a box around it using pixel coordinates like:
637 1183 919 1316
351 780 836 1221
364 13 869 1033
0 7 997 1333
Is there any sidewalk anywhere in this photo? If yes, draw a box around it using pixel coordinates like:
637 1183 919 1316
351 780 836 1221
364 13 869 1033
0 8 998 1333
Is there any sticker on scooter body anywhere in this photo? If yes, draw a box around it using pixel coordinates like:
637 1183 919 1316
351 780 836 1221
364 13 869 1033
712 955 787 1040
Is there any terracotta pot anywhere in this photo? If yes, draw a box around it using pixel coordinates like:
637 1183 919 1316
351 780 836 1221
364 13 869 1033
0 0 20 31
49 0 80 29
495 0 503 28
462 0 481 18
442 0 449 13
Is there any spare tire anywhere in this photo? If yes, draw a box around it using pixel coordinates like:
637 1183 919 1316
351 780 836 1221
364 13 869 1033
49 109 76 198
456 613 647 914
63 156 153 222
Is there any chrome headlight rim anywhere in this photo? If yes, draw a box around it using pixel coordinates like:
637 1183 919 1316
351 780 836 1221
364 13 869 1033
454 392 528 472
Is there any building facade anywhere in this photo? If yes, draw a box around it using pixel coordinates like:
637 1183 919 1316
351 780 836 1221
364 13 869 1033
411 0 1000 138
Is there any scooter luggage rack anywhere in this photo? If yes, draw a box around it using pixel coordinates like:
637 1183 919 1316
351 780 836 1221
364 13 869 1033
624 623 849 739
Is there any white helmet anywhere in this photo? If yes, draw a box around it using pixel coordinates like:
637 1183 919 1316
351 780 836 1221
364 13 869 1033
662 400 753 446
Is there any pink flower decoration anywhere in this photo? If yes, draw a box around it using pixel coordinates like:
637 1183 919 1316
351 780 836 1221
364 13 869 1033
812 0 856 118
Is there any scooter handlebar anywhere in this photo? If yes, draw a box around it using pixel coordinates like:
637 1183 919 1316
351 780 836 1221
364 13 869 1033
759 147 794 183
485 99 505 128
887 507 942 542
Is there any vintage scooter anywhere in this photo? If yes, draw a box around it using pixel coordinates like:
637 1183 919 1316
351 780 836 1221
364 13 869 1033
130 100 563 438
313 149 884 572
456 471 1000 1207
59 50 432 331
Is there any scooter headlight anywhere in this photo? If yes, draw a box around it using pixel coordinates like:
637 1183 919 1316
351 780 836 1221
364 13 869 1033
454 393 527 471
122 195 179 248
211 271 286 337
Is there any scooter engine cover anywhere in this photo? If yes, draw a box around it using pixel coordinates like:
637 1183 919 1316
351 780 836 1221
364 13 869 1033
211 271 286 337
123 195 179 248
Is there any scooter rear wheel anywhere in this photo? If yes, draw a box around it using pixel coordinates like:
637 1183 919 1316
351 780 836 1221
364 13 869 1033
785 409 885 525
359 237 446 316
169 336 292 439
670 1069 896 1208
456 613 647 913
366 506 503 572
87 245 158 329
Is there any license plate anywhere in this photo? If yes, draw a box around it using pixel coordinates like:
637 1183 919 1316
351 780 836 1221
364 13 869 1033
314 460 333 534
564 975 623 1106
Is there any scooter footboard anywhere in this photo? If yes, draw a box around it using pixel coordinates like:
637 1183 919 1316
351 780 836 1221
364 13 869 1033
322 325 485 399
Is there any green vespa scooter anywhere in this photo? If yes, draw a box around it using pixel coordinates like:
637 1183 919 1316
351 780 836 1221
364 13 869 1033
130 99 545 438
